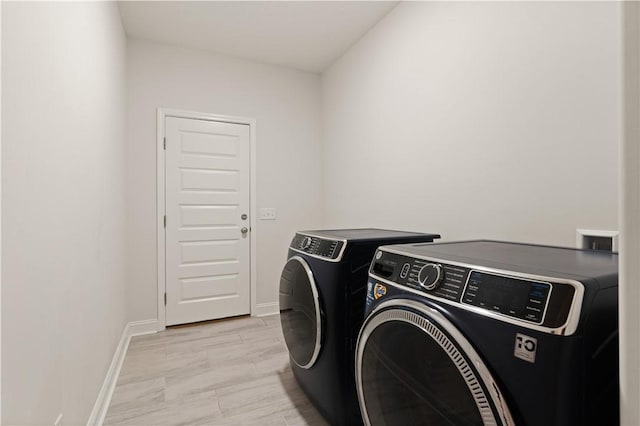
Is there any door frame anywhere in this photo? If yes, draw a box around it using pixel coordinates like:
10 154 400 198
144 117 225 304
156 107 257 331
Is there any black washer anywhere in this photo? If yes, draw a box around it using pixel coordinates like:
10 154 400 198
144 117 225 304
279 228 440 426
359 240 619 426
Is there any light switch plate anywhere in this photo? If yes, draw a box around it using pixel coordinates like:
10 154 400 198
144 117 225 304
260 208 276 220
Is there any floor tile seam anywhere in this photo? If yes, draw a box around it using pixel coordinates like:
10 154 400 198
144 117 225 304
211 371 286 397
164 389 220 406
106 387 221 425
217 399 299 421
128 335 239 352
129 328 228 343
107 382 168 412
218 386 294 413
237 331 279 344
208 373 272 397
112 373 168 388
102 398 168 425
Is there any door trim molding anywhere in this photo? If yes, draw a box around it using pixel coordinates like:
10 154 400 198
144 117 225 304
156 108 257 331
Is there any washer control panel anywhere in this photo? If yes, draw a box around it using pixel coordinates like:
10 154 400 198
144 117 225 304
373 254 469 302
370 249 576 329
291 233 345 261
462 270 551 324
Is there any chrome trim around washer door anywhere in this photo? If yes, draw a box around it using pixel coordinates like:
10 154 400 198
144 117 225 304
289 232 348 262
355 299 515 426
372 246 586 336
282 256 322 369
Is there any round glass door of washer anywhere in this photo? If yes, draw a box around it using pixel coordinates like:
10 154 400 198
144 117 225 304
356 301 513 426
279 256 322 369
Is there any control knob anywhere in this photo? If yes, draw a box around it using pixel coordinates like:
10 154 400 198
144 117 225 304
418 263 443 291
301 236 313 250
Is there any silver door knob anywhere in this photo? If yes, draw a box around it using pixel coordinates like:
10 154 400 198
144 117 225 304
241 227 249 235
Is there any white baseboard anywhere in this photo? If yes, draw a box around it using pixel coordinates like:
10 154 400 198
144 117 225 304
129 319 159 336
87 319 158 426
254 302 279 317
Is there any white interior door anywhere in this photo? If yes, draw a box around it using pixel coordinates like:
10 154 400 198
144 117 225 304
165 116 250 326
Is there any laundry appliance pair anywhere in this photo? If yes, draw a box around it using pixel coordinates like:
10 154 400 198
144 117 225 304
279 234 619 426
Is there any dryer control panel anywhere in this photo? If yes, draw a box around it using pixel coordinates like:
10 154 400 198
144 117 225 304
290 233 346 261
369 248 579 333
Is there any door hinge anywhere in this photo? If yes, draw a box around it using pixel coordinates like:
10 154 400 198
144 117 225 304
164 215 166 228
164 293 167 306
163 137 166 150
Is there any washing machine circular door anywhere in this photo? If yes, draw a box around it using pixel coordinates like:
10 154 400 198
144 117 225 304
279 256 322 369
356 299 514 426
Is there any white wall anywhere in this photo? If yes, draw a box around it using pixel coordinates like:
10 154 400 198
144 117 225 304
126 39 323 321
621 2 640 424
322 2 620 247
2 2 127 424
0 1 4 421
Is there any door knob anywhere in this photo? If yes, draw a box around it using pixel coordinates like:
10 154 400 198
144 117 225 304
241 227 249 235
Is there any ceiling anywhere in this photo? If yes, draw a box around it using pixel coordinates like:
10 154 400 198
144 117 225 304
118 1 398 73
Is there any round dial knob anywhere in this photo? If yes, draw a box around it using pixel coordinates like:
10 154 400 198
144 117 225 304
301 237 312 250
418 263 443 290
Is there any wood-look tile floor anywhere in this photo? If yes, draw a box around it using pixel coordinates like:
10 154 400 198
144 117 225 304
104 314 329 426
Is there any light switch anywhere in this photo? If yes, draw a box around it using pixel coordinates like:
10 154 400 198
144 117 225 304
260 208 277 220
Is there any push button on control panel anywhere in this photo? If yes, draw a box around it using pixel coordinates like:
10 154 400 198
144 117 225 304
400 263 410 279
